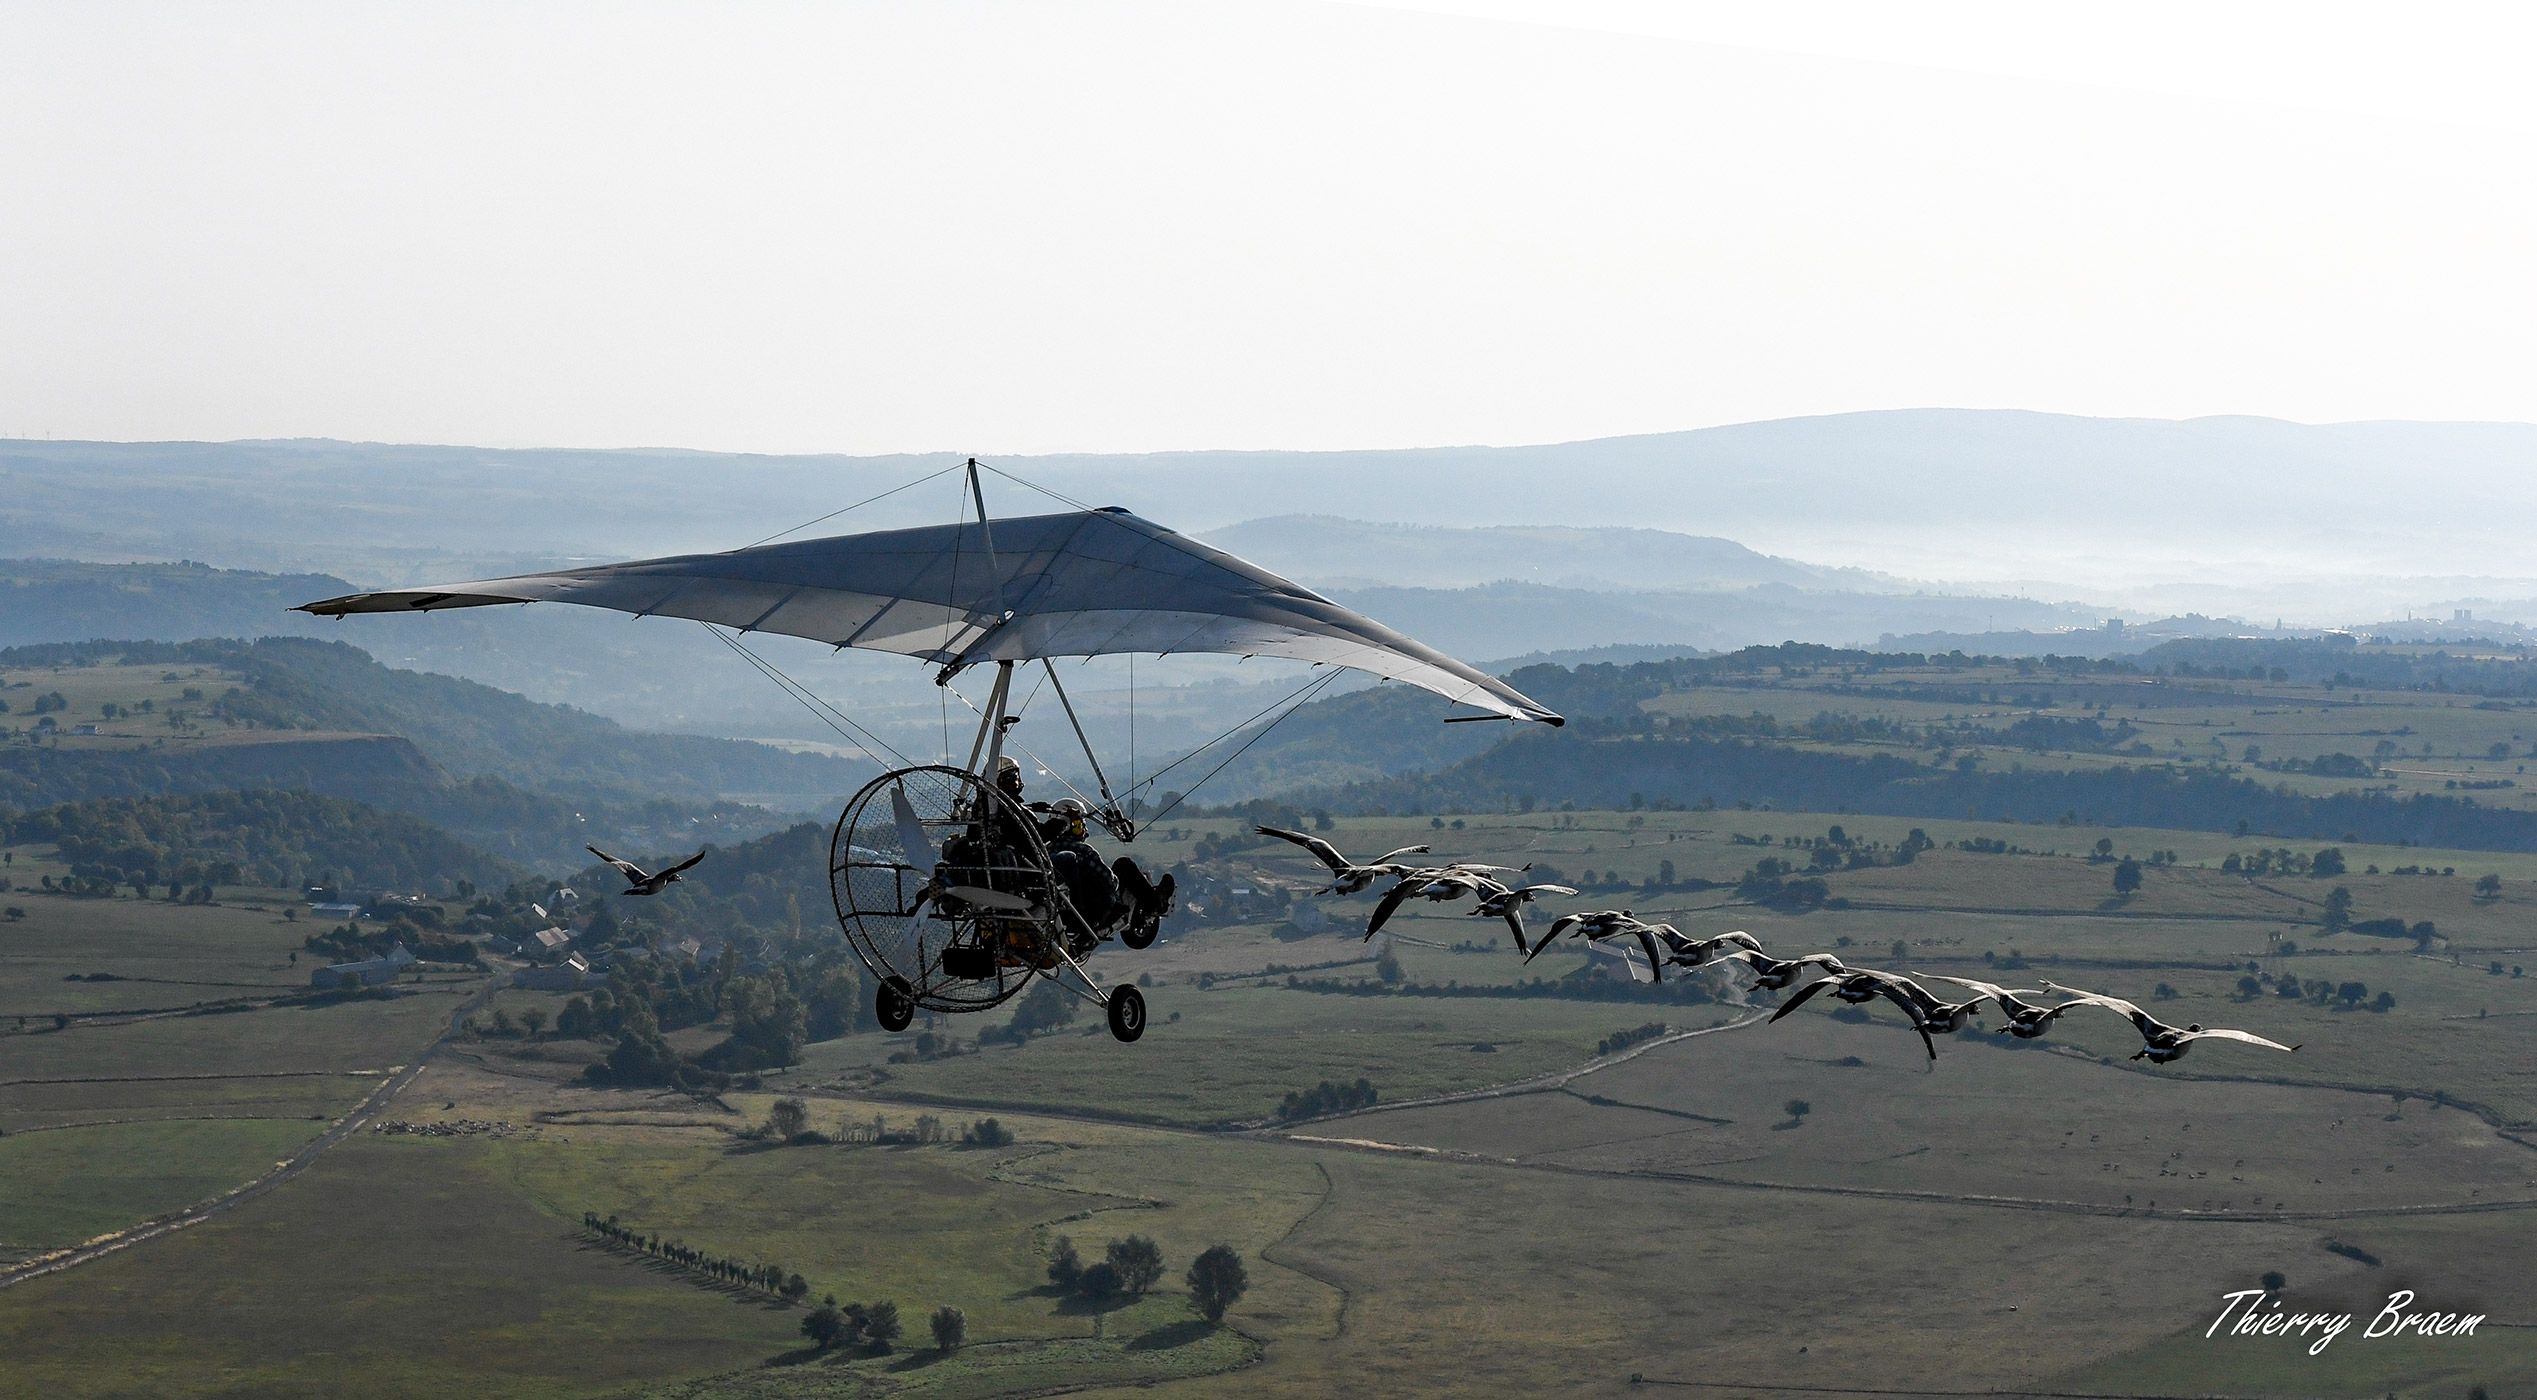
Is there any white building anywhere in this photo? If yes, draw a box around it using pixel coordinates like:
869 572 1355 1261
311 944 417 988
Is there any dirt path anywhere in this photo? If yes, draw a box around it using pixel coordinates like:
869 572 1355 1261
0 978 495 1292
1292 1009 1769 1122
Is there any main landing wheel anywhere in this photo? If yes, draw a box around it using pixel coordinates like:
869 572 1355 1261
877 976 915 1033
1106 984 1147 1043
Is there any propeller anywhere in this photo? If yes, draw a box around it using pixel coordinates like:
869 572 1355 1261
891 782 940 872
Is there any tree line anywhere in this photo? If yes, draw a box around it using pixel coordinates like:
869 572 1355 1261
581 1213 814 1303
1047 1233 1250 1323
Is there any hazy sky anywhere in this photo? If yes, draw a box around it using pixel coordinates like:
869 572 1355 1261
4 0 2531 454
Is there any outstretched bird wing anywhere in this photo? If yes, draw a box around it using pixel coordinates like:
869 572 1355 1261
2041 982 2151 1025
1501 906 1532 955
1372 845 1433 866
1258 825 1349 875
1365 880 1419 940
587 846 649 882
662 849 709 877
1769 976 1841 1022
1865 980 1944 1059
2183 1028 2299 1053
1624 925 1667 984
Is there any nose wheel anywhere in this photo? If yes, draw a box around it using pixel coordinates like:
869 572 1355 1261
1106 985 1146 1043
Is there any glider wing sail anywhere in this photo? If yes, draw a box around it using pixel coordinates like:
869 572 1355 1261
299 507 1563 725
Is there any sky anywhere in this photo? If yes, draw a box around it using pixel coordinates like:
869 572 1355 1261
2 0 2532 455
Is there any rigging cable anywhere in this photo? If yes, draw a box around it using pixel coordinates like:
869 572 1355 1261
938 681 1101 814
1137 669 1341 828
1127 667 1340 797
698 623 915 771
741 462 963 549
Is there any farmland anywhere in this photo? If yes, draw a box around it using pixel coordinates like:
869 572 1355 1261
6 641 2537 1396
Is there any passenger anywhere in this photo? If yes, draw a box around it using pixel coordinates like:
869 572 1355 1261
990 757 1173 939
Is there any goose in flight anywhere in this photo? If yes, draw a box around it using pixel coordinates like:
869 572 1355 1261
1255 826 1432 895
1922 975 2087 1039
1361 864 1523 939
1768 968 1964 1060
1707 949 1850 992
587 845 708 897
1519 909 1685 981
1665 930 1765 972
1468 882 1580 954
2041 983 2300 1063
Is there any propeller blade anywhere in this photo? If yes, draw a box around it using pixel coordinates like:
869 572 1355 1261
891 783 940 872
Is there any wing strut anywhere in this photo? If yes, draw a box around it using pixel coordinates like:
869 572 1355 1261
1039 658 1132 839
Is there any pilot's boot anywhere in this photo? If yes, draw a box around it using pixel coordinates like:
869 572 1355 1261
1113 858 1160 917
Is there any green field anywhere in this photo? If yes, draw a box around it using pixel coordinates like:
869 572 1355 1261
0 1118 323 1252
12 645 2537 1396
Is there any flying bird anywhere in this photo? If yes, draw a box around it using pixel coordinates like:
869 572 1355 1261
587 845 707 897
1665 930 1766 971
1256 826 1432 894
1707 949 1850 992
1921 975 2089 1039
2041 983 2300 1063
1362 864 1523 939
1468 882 1580 954
1525 910 1689 982
1771 968 1983 1061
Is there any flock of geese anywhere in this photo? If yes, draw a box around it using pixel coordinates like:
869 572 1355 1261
1255 826 2300 1066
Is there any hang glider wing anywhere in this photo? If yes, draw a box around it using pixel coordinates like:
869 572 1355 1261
298 507 1562 724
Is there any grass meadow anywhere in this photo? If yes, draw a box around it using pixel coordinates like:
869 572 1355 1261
13 656 2537 1397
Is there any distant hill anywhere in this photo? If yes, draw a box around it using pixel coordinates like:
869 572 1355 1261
0 554 2104 765
1327 581 2097 666
0 636 870 810
1200 516 1896 592
0 637 872 870
0 559 358 647
10 412 2537 584
7 789 519 894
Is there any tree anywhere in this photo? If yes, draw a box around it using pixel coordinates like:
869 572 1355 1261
2111 857 2143 895
802 1300 851 1351
2321 886 2353 933
1106 1235 1165 1294
518 1007 548 1040
2313 847 2347 878
863 1300 902 1352
1784 1098 1811 1121
1075 1262 1121 1301
2477 873 2503 898
1008 978 1077 1038
766 1097 811 1142
930 1305 966 1353
1187 1244 1250 1323
1047 1235 1083 1291
1374 951 1403 986
2261 1270 2286 1294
